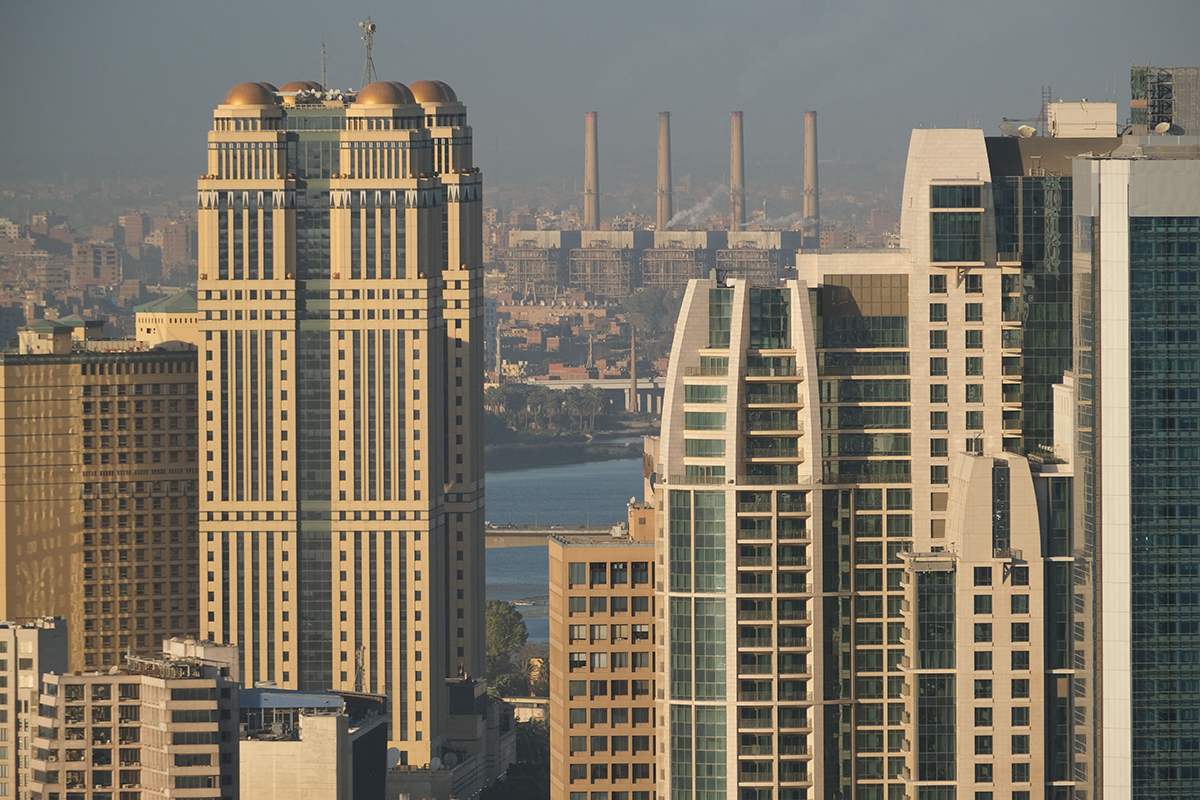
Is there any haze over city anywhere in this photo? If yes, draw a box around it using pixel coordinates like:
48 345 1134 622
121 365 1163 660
3 0 1199 209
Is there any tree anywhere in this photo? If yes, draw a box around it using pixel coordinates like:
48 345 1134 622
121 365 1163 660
486 599 529 677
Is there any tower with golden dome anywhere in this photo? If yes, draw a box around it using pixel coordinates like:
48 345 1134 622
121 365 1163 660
196 78 489 768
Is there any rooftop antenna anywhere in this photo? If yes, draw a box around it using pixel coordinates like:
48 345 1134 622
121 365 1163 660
320 40 328 91
359 17 378 90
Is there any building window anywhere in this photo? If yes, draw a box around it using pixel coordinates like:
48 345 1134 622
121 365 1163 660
974 623 992 643
974 679 992 699
1012 622 1030 643
1012 707 1030 727
1011 651 1029 671
929 304 947 323
965 303 983 322
966 411 983 430
966 384 983 403
974 707 992 727
1011 595 1029 614
965 274 983 293
965 330 983 349
966 357 983 376
974 651 993 671
931 465 948 484
930 330 947 350
931 439 948 458
930 411 948 430
974 567 991 586
930 275 947 294
930 357 947 376
931 385 948 404
974 595 992 614
1012 679 1030 699
974 736 993 755
974 763 993 784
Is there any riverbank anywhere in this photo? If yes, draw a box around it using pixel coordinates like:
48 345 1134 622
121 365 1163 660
485 436 642 472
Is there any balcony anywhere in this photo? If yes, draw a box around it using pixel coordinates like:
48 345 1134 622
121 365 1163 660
746 418 803 433
745 443 802 460
737 716 774 730
778 636 809 649
745 390 802 407
736 526 771 540
737 555 772 568
739 744 774 756
746 366 802 379
684 365 729 377
777 608 811 621
667 473 727 486
779 743 810 757
738 637 773 649
738 502 772 513
738 690 773 702
778 690 814 702
778 499 808 513
737 663 773 676
737 607 772 621
777 556 808 568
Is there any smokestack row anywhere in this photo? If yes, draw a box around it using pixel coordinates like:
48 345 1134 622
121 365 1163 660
730 111 745 232
656 112 672 231
584 111 600 231
580 109 816 234
804 110 819 246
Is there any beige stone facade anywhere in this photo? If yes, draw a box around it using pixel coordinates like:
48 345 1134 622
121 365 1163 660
0 349 200 674
0 617 67 800
195 79 485 767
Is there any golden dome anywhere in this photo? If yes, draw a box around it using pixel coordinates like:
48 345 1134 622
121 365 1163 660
256 82 280 92
223 82 278 106
432 80 458 102
280 80 322 92
409 80 449 103
355 81 414 105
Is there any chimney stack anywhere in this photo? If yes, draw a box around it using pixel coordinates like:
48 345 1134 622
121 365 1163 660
803 111 819 247
656 112 673 231
584 112 600 230
730 112 745 232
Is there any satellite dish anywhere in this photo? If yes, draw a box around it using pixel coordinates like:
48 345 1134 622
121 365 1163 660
1017 125 1036 138
443 751 459 769
629 496 636 505
386 748 401 769
430 756 443 771
1154 122 1172 133
998 122 1021 138
367 22 376 33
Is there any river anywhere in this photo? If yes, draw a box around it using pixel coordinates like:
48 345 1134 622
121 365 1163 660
484 456 644 642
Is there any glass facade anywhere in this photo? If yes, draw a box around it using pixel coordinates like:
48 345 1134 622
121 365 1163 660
1127 216 1200 798
993 175 1074 452
930 212 982 262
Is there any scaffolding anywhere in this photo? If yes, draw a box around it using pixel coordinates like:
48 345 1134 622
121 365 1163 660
568 241 635 299
716 244 783 282
641 243 707 288
502 242 564 299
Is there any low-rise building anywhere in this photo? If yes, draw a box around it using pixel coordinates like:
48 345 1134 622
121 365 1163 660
30 639 241 799
239 688 387 800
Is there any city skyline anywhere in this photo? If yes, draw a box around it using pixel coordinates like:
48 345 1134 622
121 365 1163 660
2 1 1198 196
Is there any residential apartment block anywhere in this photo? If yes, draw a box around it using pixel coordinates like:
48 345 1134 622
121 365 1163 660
29 639 241 800
0 617 67 800
0 327 200 673
549 522 657 800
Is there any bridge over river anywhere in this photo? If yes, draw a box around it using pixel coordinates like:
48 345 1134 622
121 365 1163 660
484 524 621 548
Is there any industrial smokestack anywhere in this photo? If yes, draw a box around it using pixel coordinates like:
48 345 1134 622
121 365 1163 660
730 111 745 232
803 110 819 247
657 112 672 231
584 112 600 230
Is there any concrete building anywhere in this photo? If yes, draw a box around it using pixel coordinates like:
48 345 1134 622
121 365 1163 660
0 617 67 800
0 343 200 673
134 290 199 350
548 518 657 800
195 78 490 773
29 639 241 800
239 687 387 800
71 244 121 291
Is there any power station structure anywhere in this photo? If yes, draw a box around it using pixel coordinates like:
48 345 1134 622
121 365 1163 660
803 110 819 247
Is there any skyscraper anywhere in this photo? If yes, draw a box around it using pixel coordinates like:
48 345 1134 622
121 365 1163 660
195 78 484 763
648 123 1125 800
1067 136 1200 800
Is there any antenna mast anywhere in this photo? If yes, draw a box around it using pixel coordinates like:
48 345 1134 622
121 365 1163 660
320 40 328 91
359 17 378 90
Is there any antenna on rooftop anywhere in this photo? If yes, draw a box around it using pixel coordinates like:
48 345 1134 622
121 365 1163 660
320 40 328 91
359 17 378 90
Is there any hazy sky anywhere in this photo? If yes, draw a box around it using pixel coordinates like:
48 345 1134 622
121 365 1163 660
2 0 1198 199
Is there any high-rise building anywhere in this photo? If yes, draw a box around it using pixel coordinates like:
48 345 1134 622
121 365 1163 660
0 328 200 673
0 617 67 800
195 78 485 766
649 122 1125 800
548 510 657 800
1066 136 1200 800
29 638 241 800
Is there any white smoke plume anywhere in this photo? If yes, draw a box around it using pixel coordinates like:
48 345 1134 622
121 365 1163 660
667 195 716 229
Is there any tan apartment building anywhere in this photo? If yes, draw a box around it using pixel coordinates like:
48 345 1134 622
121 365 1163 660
549 516 657 800
0 325 200 673
195 78 487 772
0 617 67 800
29 638 241 800
70 244 121 291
